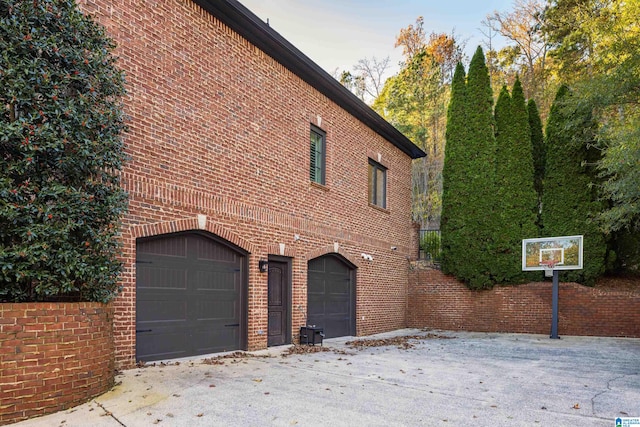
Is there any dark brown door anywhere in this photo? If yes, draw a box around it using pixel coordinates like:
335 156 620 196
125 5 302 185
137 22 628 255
268 260 289 346
307 254 356 339
136 232 246 362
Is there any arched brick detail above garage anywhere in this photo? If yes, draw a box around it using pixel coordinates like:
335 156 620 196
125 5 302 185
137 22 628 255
305 243 361 267
130 215 256 254
266 242 296 258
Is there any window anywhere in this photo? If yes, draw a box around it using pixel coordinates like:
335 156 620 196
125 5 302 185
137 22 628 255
368 159 387 209
310 126 326 185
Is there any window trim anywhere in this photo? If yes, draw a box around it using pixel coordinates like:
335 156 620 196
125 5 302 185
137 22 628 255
310 125 326 185
368 159 387 209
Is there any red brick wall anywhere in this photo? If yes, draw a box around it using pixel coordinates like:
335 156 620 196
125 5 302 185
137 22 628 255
0 303 114 426
408 268 640 337
77 1 417 369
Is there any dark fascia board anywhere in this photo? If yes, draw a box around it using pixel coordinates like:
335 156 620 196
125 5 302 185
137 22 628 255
192 0 426 159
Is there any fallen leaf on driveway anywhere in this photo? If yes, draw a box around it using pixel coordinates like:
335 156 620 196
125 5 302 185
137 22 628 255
203 359 225 365
281 345 331 357
252 378 263 383
573 403 580 409
346 332 454 350
202 351 270 365
196 413 203 417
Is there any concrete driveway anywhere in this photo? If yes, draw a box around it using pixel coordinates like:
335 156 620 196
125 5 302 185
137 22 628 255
12 329 640 426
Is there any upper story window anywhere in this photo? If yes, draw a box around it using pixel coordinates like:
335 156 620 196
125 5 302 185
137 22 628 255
368 159 387 209
310 125 326 185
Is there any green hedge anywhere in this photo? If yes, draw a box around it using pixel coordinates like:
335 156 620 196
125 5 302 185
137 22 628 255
0 0 127 302
541 85 606 285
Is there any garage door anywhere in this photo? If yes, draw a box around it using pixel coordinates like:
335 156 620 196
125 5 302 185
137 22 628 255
307 254 356 338
136 232 246 362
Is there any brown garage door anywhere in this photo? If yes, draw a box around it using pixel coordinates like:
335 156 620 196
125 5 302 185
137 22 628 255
136 232 246 362
307 254 356 339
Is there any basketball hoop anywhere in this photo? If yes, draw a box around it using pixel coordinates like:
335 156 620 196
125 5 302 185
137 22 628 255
539 260 558 278
523 235 584 340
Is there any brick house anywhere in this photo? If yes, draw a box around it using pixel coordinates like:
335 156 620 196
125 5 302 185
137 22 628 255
79 0 425 369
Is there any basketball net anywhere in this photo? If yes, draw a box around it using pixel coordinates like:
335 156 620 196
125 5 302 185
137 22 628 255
540 260 558 278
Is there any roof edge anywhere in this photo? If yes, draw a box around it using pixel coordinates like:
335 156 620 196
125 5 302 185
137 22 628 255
192 0 426 159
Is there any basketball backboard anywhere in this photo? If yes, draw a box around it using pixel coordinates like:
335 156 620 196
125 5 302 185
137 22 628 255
522 235 583 271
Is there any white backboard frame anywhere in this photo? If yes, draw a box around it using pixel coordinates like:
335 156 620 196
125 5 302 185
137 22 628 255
522 235 583 271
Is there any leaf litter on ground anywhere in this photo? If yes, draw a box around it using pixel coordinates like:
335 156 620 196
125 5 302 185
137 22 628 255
280 345 331 357
141 331 453 369
136 360 181 369
346 331 454 350
202 351 271 365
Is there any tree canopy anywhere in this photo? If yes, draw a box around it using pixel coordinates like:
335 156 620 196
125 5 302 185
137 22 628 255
341 0 640 277
374 26 463 228
544 0 640 233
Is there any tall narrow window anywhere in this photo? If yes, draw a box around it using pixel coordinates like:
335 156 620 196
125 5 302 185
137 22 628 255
368 159 387 209
310 126 326 185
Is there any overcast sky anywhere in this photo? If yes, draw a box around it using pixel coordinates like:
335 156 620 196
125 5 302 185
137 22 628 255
238 0 514 77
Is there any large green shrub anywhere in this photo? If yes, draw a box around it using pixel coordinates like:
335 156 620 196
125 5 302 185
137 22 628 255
527 98 544 222
441 47 497 289
612 230 640 272
440 62 467 276
492 77 538 284
457 47 496 289
541 85 606 286
0 0 127 302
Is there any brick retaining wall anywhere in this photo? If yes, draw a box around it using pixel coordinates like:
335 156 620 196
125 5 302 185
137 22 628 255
408 268 640 337
0 303 114 426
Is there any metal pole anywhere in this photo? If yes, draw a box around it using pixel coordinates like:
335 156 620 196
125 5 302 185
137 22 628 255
550 270 560 339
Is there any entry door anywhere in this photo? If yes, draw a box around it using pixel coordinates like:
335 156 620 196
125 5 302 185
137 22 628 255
268 260 289 346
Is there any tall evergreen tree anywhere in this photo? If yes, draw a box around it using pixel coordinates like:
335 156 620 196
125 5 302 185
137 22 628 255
441 63 467 276
493 86 513 278
541 85 607 285
492 77 538 283
527 98 545 226
450 46 496 289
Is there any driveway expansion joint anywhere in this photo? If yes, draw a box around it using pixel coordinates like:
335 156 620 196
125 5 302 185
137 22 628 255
94 400 126 427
